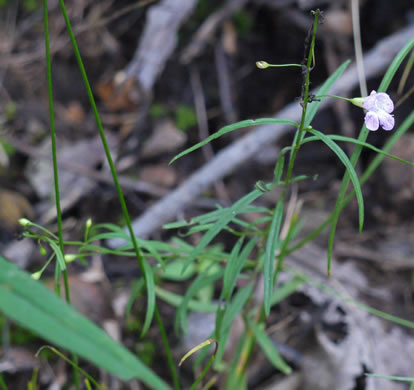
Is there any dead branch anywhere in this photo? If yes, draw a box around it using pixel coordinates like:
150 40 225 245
124 0 197 92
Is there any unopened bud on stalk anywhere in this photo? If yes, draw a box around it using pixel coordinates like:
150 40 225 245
19 218 32 227
256 61 269 69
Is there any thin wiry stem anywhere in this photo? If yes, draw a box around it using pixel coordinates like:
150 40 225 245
43 0 79 388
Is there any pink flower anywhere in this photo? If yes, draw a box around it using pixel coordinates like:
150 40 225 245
362 91 394 131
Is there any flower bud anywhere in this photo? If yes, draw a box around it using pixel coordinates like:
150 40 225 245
64 254 77 263
256 61 269 69
19 218 32 227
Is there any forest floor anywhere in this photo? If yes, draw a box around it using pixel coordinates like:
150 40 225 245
1 0 414 389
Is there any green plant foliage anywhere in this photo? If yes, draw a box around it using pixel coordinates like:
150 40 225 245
175 104 198 131
0 255 170 389
7 4 413 389
150 103 169 118
24 0 40 11
170 118 298 164
247 317 291 374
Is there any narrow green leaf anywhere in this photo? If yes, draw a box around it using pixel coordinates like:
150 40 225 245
273 154 285 182
140 260 155 337
159 260 195 281
183 188 265 270
222 237 259 301
307 129 364 232
155 286 218 313
221 237 244 300
379 37 414 92
0 256 170 389
247 318 291 375
264 200 284 316
47 239 66 271
169 119 298 164
366 374 414 383
125 279 144 320
175 270 224 333
301 133 414 167
270 276 305 307
215 283 253 365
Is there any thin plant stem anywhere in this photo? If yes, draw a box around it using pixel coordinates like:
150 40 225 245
43 1 79 388
56 0 179 386
43 0 70 303
155 306 181 390
283 10 320 192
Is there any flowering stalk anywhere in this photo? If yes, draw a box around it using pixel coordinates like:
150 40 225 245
229 10 322 387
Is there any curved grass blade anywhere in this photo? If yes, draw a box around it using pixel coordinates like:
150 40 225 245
307 128 364 230
366 374 414 383
140 260 155 337
155 286 218 313
264 200 284 316
175 269 224 334
247 318 291 375
0 255 170 389
221 237 259 301
221 237 244 300
302 133 414 167
182 188 266 270
169 119 298 165
36 346 103 390
214 283 253 365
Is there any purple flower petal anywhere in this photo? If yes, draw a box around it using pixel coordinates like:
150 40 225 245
377 111 394 130
362 90 378 111
376 92 394 113
364 111 379 131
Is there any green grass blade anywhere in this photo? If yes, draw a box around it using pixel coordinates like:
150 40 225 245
270 276 305 307
182 188 265 270
0 255 170 389
307 129 364 232
222 237 259 301
301 134 414 166
273 154 285 181
175 270 224 333
140 260 155 337
247 318 291 375
47 239 66 271
169 119 298 165
155 286 218 313
221 237 244 300
214 283 253 365
125 279 144 320
366 374 414 383
379 37 414 91
264 200 284 316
